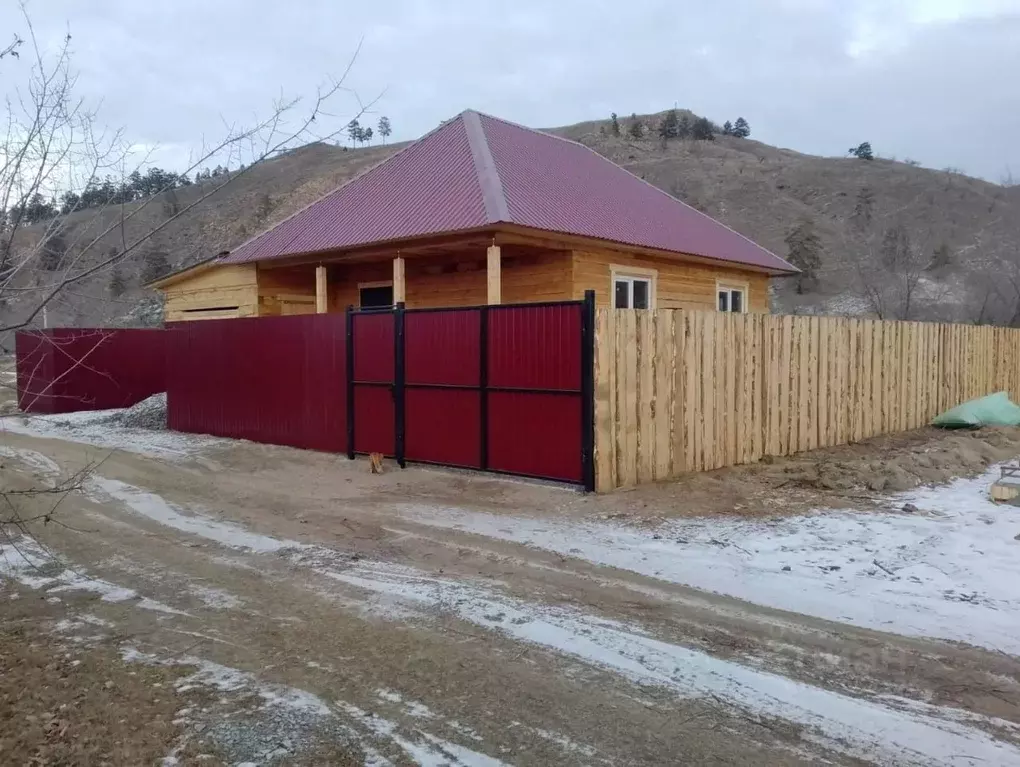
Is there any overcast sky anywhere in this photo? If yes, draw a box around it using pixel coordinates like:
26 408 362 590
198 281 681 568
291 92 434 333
3 0 1020 182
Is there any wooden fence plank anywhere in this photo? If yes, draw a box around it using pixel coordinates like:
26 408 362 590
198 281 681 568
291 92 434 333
702 313 716 470
594 310 615 492
778 316 791 455
653 311 673 481
671 311 687 475
637 311 655 484
617 310 638 487
684 312 699 473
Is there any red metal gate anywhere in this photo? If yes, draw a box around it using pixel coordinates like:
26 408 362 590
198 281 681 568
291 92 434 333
348 310 396 456
345 293 595 489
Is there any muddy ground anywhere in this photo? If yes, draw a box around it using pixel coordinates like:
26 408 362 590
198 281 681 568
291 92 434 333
581 426 1020 521
2 418 1020 765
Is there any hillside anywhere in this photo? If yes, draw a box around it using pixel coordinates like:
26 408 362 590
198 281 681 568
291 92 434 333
5 110 1020 335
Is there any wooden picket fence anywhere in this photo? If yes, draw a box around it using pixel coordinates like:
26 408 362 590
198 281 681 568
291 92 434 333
594 309 1020 491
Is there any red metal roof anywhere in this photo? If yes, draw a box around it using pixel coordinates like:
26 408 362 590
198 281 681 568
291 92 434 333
221 111 796 274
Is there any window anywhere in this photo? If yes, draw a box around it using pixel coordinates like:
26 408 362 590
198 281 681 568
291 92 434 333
717 285 746 313
613 275 653 309
359 284 393 308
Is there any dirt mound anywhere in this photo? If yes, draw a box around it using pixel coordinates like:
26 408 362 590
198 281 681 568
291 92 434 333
596 427 1020 520
758 427 1020 494
118 393 167 430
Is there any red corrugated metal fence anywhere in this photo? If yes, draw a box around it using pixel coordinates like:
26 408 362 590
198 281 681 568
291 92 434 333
166 314 347 452
15 328 165 414
9 300 594 486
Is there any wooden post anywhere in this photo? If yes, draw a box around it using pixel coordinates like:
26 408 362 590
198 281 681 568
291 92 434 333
393 256 406 304
315 265 327 314
487 245 501 305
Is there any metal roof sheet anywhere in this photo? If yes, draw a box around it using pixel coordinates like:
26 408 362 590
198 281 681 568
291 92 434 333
221 110 796 274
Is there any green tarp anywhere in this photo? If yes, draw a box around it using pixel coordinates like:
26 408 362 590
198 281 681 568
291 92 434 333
931 391 1020 428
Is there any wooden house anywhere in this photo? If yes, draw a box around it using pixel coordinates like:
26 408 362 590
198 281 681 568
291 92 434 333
150 110 796 319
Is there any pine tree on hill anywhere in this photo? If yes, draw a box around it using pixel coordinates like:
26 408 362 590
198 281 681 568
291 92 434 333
347 119 362 147
733 117 751 138
785 219 823 294
141 250 171 284
676 113 692 139
849 142 874 160
610 112 621 137
691 116 715 141
109 265 126 297
628 113 644 139
722 120 734 136
378 116 392 143
658 109 679 141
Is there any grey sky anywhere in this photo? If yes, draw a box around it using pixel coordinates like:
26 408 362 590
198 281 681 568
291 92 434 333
4 0 1020 181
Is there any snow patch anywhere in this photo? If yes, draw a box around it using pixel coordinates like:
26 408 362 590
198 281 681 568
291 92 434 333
0 445 62 478
123 646 334 717
405 467 1020 655
338 702 507 767
86 476 307 554
188 584 244 610
0 537 188 616
2 410 220 461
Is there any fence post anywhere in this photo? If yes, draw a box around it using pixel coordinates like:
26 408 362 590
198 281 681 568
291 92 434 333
394 302 406 469
345 305 355 460
581 290 596 492
479 305 489 471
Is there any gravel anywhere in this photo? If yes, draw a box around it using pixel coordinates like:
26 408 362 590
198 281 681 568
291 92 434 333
202 706 364 765
118 393 168 430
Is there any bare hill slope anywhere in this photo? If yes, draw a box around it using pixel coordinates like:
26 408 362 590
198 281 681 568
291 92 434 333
6 110 1019 331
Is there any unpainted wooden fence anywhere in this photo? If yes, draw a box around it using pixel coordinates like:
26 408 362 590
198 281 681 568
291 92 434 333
594 309 1020 491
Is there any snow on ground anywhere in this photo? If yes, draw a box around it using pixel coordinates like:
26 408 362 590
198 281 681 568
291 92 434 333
405 467 1020 655
0 444 62 477
124 647 509 766
1 408 220 460
321 558 1020 767
0 537 188 616
85 477 308 554
70 475 1020 766
338 702 508 767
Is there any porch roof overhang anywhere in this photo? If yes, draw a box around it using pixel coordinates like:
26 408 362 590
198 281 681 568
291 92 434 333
244 223 795 278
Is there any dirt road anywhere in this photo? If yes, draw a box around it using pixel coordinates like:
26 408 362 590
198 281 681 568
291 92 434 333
3 419 1020 766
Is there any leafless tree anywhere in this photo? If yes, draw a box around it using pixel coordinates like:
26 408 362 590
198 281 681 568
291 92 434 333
839 184 960 321
1 2 374 540
964 247 1020 326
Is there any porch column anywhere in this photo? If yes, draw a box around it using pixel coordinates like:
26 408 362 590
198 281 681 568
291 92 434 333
315 265 328 313
393 256 406 304
486 245 501 305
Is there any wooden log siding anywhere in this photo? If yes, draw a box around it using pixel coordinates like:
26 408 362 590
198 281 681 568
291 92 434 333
594 309 1020 492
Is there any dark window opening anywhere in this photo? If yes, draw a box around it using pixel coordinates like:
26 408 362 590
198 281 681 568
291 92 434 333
614 279 629 309
632 280 649 310
359 285 393 308
183 305 239 313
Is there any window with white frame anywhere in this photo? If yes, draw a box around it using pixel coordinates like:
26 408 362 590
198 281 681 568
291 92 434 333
612 271 654 309
717 285 746 313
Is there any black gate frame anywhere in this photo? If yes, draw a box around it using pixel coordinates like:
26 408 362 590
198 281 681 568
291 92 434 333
344 291 596 491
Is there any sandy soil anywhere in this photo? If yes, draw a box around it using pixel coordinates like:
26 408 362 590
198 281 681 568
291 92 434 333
2 420 1020 765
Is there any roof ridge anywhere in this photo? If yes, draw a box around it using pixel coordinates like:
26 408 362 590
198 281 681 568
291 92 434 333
473 109 795 272
221 116 462 261
462 110 510 223
470 109 594 152
566 136 797 272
